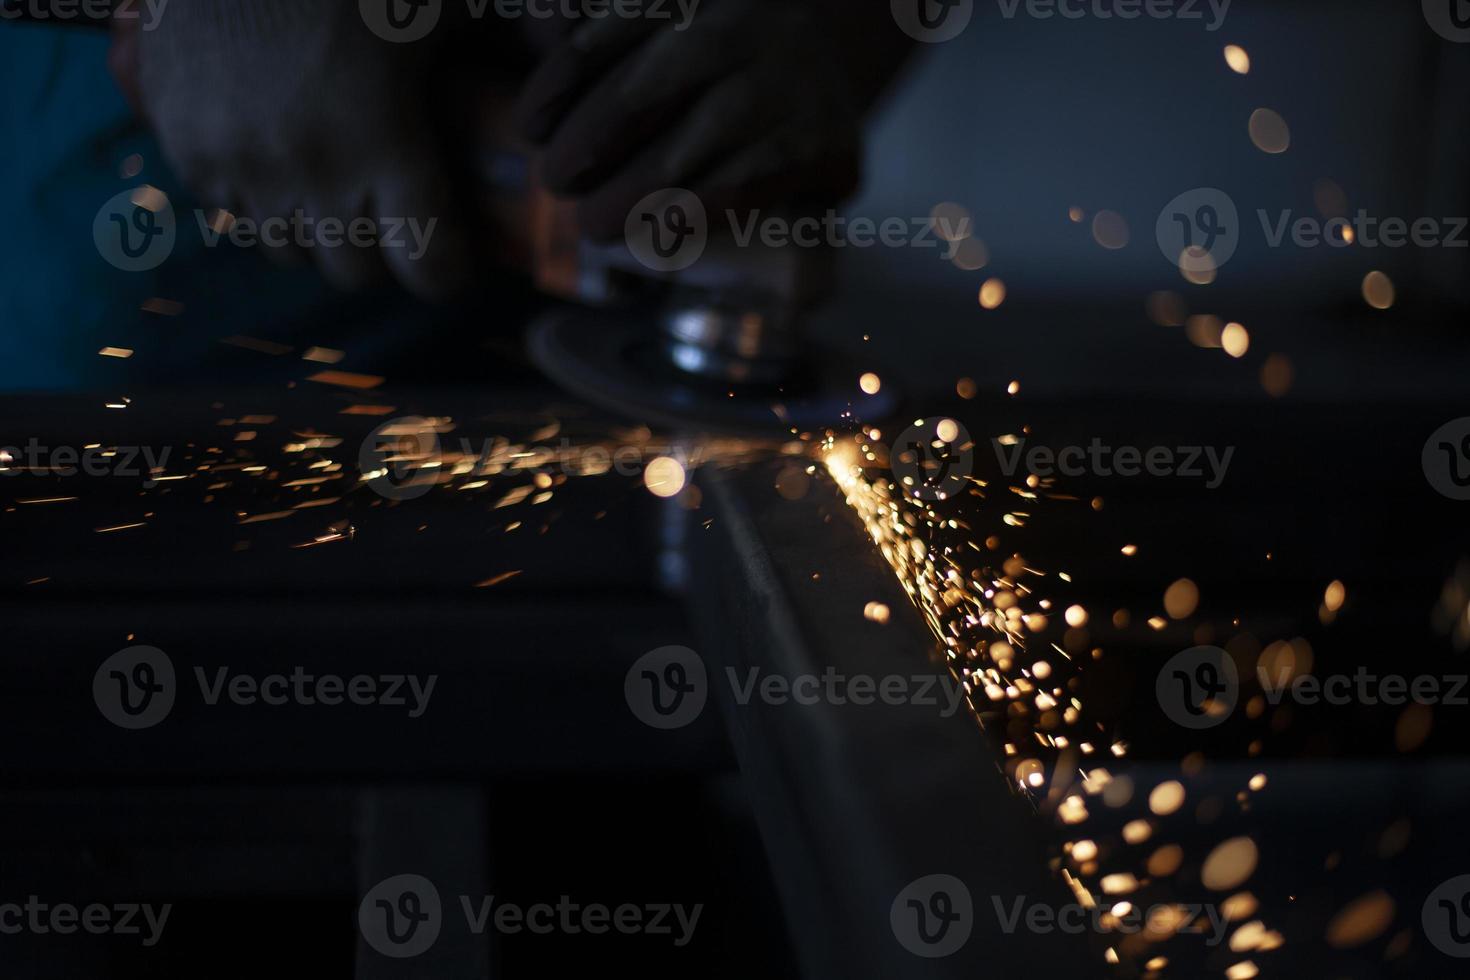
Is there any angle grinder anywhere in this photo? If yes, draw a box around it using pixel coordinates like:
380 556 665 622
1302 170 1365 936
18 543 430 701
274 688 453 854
519 187 899 435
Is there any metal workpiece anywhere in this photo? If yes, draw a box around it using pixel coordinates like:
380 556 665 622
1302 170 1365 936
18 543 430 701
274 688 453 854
683 463 1101 979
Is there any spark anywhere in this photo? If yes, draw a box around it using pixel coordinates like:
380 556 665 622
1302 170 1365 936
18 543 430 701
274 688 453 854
1222 322 1250 358
1248 108 1291 154
302 347 346 364
1362 270 1395 310
1324 579 1347 613
307 370 385 390
979 278 1007 309
644 456 687 498
819 430 1286 973
475 570 524 589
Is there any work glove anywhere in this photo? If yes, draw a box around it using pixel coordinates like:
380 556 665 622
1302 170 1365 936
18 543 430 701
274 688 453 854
512 0 873 241
130 0 490 297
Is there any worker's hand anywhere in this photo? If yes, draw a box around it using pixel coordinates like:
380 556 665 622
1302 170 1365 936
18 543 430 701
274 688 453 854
513 0 866 240
133 0 482 297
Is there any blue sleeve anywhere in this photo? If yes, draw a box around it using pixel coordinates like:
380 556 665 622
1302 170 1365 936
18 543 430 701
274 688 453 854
0 26 342 392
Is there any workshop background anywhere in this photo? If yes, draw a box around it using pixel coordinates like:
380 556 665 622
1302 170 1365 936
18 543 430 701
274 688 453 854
2 1 1469 979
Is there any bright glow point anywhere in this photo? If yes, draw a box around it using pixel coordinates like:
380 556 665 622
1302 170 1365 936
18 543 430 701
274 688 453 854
1362 270 1395 310
979 278 1007 309
644 456 686 498
1222 322 1250 358
1224 45 1251 74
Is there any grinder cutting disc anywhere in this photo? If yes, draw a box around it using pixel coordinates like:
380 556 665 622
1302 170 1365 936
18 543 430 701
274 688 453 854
527 306 898 435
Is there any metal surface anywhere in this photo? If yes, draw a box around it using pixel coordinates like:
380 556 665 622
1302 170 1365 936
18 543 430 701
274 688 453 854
0 386 770 979
684 462 1101 979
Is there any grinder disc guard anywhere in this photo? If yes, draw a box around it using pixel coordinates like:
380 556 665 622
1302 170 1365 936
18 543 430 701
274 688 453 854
527 306 898 435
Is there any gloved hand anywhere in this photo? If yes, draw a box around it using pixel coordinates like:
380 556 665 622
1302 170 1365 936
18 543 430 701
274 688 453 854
513 0 879 241
130 0 487 297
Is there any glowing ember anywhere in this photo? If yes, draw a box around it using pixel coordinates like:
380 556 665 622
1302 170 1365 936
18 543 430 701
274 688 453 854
643 456 687 498
1224 45 1251 74
1222 322 1250 358
863 601 892 624
1148 781 1186 816
1164 578 1200 619
979 278 1007 309
1362 270 1395 310
1248 108 1291 154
